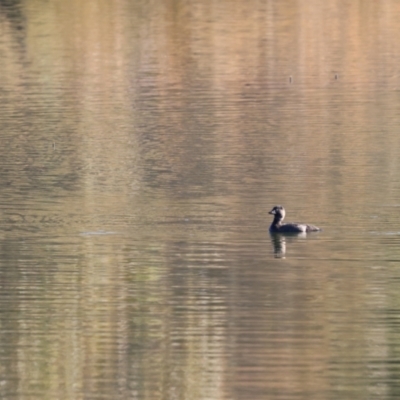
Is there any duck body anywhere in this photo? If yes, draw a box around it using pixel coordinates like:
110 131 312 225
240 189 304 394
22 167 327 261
269 205 320 234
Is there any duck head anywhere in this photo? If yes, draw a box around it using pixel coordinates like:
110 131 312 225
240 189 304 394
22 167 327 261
269 205 286 222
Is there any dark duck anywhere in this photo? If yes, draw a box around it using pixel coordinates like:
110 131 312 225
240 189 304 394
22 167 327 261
269 205 320 233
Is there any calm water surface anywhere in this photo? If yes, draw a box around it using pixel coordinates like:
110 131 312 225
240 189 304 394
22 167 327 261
2 1 400 399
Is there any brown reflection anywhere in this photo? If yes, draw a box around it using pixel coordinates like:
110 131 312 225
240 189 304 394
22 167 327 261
270 232 309 258
270 233 287 258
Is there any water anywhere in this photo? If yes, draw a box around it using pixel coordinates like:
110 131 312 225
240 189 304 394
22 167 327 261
1 0 400 399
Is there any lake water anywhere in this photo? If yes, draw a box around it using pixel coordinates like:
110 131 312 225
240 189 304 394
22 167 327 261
2 1 400 399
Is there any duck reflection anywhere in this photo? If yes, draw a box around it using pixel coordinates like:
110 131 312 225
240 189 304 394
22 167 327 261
270 232 306 258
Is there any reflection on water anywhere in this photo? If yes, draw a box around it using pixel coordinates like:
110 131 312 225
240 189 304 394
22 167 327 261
271 233 288 258
270 232 311 258
2 0 400 399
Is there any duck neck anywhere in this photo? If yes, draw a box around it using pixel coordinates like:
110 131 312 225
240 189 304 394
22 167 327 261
271 215 283 227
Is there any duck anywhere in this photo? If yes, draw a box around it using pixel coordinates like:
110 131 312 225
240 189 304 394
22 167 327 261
269 205 320 233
